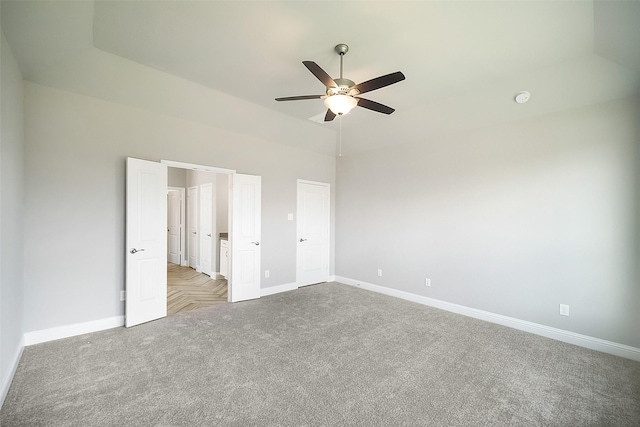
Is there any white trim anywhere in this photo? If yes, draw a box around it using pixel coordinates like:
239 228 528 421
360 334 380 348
297 179 330 186
0 336 25 408
328 275 336 282
161 160 235 175
261 282 298 297
335 276 640 362
23 316 125 346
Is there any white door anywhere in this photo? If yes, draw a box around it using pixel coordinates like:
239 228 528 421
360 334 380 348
126 158 168 327
187 186 198 269
199 183 214 276
296 180 330 286
167 190 181 264
230 173 261 302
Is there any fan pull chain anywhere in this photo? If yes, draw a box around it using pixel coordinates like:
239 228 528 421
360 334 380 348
338 115 343 157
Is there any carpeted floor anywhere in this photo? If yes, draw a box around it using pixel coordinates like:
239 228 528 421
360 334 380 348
2 282 639 426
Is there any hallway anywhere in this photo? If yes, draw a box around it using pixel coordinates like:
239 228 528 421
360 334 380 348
167 263 228 315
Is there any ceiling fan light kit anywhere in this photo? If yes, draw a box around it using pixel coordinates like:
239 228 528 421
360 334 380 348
275 43 405 122
324 94 358 115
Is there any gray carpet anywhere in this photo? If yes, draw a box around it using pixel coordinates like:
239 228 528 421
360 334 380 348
2 282 639 426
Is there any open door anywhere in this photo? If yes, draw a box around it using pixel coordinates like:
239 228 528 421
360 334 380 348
230 173 261 302
126 158 168 327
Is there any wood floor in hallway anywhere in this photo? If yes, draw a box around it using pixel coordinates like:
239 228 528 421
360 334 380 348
167 263 228 315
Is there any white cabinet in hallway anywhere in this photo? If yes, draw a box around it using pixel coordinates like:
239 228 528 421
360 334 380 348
220 238 229 278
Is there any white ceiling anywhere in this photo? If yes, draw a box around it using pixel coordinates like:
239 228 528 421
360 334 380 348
2 1 640 155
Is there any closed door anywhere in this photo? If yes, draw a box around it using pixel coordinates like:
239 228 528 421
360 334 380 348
167 190 181 264
126 157 167 327
199 183 213 276
230 173 261 302
296 180 330 286
187 186 198 269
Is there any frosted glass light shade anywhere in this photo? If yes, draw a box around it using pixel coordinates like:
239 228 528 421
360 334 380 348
324 94 358 115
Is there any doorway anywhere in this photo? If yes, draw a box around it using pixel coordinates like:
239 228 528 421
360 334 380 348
167 167 230 315
166 263 228 315
126 157 262 327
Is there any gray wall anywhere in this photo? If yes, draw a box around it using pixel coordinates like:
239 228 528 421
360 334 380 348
0 28 25 399
168 167 186 188
336 95 640 348
23 82 336 333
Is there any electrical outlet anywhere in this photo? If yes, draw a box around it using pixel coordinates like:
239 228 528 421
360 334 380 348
559 304 570 316
287 213 293 221
425 278 431 287
377 269 383 277
120 290 126 301
265 270 270 278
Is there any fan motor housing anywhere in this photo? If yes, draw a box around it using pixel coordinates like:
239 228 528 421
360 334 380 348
327 78 358 96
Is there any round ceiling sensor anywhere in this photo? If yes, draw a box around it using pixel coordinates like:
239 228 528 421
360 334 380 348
515 91 531 104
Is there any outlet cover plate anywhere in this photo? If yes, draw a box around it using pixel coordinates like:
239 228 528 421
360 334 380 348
559 304 570 316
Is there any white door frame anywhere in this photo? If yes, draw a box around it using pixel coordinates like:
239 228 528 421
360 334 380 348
161 160 235 302
168 186 186 266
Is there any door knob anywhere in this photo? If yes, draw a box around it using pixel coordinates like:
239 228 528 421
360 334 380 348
299 238 307 242
130 248 145 254
207 233 212 237
192 231 197 234
251 241 260 246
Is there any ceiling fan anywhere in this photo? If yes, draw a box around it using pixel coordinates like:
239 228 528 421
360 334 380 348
276 44 405 122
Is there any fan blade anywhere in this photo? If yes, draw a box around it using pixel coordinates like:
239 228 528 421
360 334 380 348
275 95 323 101
303 61 337 88
351 71 405 95
324 109 336 122
356 98 395 115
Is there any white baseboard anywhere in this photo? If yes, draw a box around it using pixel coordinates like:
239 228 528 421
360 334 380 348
261 282 298 297
0 335 25 408
23 316 125 346
328 275 336 282
335 276 640 362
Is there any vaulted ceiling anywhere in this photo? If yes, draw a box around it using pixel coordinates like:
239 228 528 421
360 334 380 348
2 1 639 155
